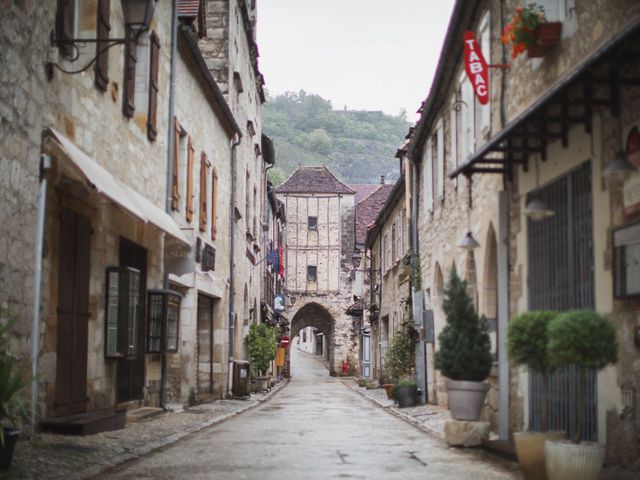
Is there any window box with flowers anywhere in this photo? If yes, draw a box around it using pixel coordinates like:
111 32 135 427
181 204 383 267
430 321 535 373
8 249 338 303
502 4 562 59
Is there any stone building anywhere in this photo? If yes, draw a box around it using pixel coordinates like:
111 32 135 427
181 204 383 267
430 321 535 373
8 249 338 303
365 178 412 385
276 166 358 375
0 0 267 431
198 0 267 374
407 0 640 470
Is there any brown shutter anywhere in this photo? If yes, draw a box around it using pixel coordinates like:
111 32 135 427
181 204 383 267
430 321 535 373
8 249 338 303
147 31 160 141
186 137 195 222
95 0 111 91
123 27 137 118
56 0 75 58
211 168 218 240
171 118 180 210
199 152 208 232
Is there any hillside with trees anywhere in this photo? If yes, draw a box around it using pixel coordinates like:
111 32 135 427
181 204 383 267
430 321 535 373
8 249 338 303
263 91 410 185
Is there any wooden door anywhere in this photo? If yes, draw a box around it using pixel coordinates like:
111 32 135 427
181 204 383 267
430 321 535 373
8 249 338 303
116 238 146 403
55 208 91 416
196 294 213 398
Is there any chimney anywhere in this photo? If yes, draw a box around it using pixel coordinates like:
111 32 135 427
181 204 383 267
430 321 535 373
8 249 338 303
380 175 385 185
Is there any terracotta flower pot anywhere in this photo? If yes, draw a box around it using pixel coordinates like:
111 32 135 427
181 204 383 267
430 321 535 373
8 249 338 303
382 384 394 399
513 431 566 480
527 22 562 58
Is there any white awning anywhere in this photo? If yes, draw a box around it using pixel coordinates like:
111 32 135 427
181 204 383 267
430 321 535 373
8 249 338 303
44 128 190 246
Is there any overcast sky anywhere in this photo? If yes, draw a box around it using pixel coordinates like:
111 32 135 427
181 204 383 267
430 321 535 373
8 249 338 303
257 0 456 119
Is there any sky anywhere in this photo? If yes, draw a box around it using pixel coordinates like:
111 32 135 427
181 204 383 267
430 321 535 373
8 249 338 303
257 0 456 119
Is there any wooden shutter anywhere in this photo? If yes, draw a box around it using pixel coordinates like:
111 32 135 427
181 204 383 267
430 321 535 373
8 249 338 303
199 152 208 232
56 0 75 58
123 27 137 118
95 0 111 91
211 168 218 240
171 118 180 210
186 137 195 222
147 31 160 141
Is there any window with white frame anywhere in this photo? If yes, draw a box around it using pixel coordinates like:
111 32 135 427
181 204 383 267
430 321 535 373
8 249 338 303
423 139 433 213
529 0 577 37
476 11 491 143
436 121 445 199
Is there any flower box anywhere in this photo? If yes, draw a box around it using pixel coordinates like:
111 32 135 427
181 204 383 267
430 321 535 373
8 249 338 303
527 22 563 58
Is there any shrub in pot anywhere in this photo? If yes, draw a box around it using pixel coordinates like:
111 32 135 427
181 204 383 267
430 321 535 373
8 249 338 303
0 304 30 470
246 323 279 392
435 270 492 420
383 327 413 401
392 379 418 408
544 310 618 480
508 311 565 480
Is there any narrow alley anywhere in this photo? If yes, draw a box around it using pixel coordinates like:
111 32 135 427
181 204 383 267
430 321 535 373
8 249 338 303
98 349 521 480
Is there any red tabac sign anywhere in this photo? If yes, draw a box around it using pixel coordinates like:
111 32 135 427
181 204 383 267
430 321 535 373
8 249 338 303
464 32 489 105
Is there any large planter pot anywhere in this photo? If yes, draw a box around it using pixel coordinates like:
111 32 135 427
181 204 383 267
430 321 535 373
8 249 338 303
527 22 562 58
544 439 605 480
514 431 566 480
255 376 269 392
395 386 417 408
446 379 489 421
0 428 20 470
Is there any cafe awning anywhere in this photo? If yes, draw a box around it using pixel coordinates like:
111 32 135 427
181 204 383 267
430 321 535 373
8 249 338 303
43 127 190 246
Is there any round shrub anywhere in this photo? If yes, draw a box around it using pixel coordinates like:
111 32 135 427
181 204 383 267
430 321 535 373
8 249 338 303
508 310 558 373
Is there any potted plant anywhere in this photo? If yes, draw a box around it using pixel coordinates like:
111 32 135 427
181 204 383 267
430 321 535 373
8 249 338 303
0 304 30 470
544 310 618 480
392 379 418 408
501 3 562 59
383 327 414 404
246 323 279 392
435 270 492 421
508 311 565 480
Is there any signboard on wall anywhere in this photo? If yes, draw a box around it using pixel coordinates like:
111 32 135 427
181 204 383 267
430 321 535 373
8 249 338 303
622 125 640 217
463 31 489 105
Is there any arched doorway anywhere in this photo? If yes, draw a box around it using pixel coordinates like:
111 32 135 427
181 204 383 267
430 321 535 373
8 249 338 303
289 302 336 376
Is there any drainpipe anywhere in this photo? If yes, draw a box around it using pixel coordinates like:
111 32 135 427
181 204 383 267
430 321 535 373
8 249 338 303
160 0 178 411
264 163 274 304
30 153 51 433
228 134 242 392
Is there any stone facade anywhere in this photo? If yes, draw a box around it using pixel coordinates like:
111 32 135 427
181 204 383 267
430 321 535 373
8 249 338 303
277 166 359 375
407 0 640 469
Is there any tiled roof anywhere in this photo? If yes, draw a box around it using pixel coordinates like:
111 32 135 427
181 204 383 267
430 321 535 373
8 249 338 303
276 166 355 195
177 0 200 18
355 184 395 245
348 184 381 204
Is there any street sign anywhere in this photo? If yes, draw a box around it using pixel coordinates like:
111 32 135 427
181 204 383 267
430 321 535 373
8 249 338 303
280 336 290 347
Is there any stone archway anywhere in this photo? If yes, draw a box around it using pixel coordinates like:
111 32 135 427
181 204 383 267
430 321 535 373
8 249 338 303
287 300 344 376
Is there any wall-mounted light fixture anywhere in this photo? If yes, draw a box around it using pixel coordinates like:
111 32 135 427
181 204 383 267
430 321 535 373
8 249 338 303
46 0 155 80
525 156 554 221
458 175 480 250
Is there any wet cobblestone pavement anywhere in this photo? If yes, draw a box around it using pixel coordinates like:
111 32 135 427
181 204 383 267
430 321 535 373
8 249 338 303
4 383 286 480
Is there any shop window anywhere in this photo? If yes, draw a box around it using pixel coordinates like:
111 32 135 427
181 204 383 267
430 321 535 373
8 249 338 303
105 266 141 358
147 290 181 353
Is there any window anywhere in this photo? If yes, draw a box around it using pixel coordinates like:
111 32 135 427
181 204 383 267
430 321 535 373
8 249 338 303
95 0 110 91
307 265 317 282
211 168 218 240
199 152 209 232
245 171 251 232
450 96 459 188
105 266 141 358
123 27 137 117
171 118 181 210
476 12 491 143
308 216 318 231
423 139 433 213
147 290 181 353
233 71 244 93
247 120 255 137
253 186 258 236
391 223 397 263
147 31 160 141
436 122 445 199
186 136 195 222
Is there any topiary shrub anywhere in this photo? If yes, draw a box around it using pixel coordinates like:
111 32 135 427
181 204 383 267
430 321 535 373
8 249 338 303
246 324 279 377
508 310 559 432
547 310 618 443
435 270 492 382
383 327 413 385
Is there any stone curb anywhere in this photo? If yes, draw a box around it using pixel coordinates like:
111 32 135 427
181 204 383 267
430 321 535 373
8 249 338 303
78 380 288 480
340 380 447 444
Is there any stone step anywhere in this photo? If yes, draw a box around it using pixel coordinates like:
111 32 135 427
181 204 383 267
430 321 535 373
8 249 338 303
40 409 126 436
126 407 165 423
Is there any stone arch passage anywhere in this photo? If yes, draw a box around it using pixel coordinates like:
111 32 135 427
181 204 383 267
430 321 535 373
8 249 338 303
288 302 337 376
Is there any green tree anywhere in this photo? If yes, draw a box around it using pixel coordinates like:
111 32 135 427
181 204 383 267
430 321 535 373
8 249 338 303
246 324 279 376
383 327 413 384
435 270 492 382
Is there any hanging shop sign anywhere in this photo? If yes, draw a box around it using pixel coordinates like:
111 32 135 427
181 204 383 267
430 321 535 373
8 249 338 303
463 31 489 105
622 125 640 217
274 294 285 312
